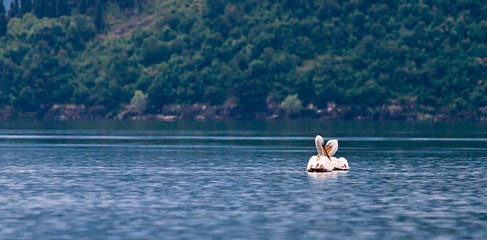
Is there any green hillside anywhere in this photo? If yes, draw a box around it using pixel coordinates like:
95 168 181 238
1 0 487 120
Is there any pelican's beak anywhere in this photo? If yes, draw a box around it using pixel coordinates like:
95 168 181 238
322 144 331 158
325 144 333 154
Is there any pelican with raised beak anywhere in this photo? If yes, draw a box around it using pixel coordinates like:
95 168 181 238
306 135 334 172
323 139 349 170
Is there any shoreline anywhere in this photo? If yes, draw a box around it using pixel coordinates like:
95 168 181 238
1 103 486 122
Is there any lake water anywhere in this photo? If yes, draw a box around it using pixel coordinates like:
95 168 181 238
0 120 486 239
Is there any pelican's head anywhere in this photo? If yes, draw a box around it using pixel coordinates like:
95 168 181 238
324 139 338 157
315 135 324 148
315 135 329 158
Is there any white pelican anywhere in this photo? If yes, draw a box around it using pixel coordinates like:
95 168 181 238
324 139 350 170
306 135 334 172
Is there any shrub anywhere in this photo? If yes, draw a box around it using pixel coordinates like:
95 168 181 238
280 94 303 116
130 90 148 114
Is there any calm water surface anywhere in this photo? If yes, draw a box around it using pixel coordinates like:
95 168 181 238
0 120 486 239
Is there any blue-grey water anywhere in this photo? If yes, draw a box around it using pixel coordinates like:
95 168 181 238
0 120 486 239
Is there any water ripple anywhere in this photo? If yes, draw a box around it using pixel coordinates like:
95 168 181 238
0 129 486 239
2 134 487 142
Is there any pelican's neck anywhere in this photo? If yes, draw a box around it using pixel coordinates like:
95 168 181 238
315 140 325 156
327 140 338 157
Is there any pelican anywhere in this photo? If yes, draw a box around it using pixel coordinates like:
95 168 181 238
306 135 334 172
324 139 350 170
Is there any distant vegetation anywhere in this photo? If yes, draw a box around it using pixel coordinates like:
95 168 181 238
0 0 486 120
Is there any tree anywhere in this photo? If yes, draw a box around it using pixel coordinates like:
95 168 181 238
33 0 45 18
45 0 55 17
14 0 20 16
113 0 135 10
56 0 70 17
94 0 104 32
8 0 19 18
141 37 168 64
280 94 303 116
1 0 487 120
78 0 87 15
21 0 32 14
129 90 148 114
0 1 5 14
0 1 7 37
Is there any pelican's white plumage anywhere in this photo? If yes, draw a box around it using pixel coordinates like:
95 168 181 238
324 139 349 170
306 135 334 172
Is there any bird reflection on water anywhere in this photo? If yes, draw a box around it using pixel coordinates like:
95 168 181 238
307 171 339 180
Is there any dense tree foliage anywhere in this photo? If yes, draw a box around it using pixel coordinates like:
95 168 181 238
0 0 486 119
0 1 7 36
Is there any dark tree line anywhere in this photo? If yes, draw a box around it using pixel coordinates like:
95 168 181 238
0 0 144 34
0 1 7 36
1 0 486 119
6 0 65 18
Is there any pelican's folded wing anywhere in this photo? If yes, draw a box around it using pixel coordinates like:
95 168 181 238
333 157 349 170
307 156 318 171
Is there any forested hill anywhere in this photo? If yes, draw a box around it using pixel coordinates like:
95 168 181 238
1 1 486 120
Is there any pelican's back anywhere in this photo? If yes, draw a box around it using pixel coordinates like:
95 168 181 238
332 157 349 170
307 155 333 172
